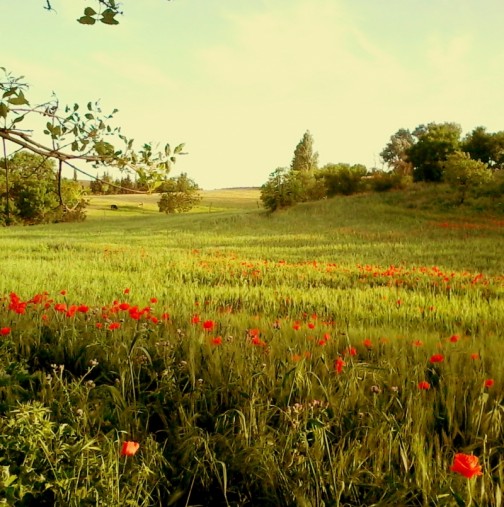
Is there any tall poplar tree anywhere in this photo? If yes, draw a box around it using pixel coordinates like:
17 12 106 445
290 130 319 172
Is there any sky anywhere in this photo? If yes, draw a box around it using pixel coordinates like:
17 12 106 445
1 0 504 189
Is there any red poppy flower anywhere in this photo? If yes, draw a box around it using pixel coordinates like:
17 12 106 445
334 357 346 374
77 305 89 313
211 336 222 346
470 353 480 360
412 340 424 347
449 334 460 343
119 303 130 311
108 322 121 330
450 453 483 478
292 321 301 331
484 379 494 388
123 288 130 294
191 314 200 324
60 290 67 296
429 354 444 363
291 353 302 362
251 336 267 347
363 339 373 349
162 313 170 320
417 381 431 390
0 327 11 336
202 320 215 331
121 441 140 457
308 322 316 329
150 317 159 324
150 297 158 304
344 346 357 356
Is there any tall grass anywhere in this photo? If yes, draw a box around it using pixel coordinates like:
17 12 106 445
0 190 503 505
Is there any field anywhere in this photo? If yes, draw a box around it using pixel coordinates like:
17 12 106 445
0 189 503 506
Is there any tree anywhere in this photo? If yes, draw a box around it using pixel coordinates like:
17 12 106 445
260 168 303 212
380 128 414 175
42 1 171 26
158 173 202 213
0 151 87 224
407 122 462 182
462 127 504 170
442 151 493 204
291 131 319 172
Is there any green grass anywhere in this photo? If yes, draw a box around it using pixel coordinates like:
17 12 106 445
0 188 503 506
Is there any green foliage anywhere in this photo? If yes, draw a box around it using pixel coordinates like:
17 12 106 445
158 173 202 213
319 163 367 196
443 151 493 204
368 170 412 192
408 122 462 182
291 130 319 172
260 167 302 211
380 128 414 175
0 152 88 225
462 126 504 170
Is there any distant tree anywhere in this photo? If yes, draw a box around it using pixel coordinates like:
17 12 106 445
260 168 303 212
291 131 319 172
158 173 201 213
462 127 504 170
407 122 462 182
442 151 493 204
380 128 414 176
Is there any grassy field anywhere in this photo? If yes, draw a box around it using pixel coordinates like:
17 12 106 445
0 188 503 506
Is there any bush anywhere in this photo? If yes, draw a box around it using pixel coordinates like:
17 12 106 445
320 164 367 196
368 171 411 192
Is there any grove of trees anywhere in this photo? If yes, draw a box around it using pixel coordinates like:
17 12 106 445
261 124 503 212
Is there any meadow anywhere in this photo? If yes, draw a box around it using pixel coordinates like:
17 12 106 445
0 188 503 506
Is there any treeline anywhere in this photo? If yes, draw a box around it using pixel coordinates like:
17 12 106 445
261 125 504 211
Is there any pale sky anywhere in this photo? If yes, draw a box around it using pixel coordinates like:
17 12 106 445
2 0 504 189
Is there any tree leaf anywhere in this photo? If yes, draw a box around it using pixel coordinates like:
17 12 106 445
7 91 29 106
0 102 9 118
84 7 97 16
101 9 119 25
78 15 96 25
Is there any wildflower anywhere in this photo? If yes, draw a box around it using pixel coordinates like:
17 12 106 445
291 353 302 362
0 327 11 336
484 379 494 388
429 354 444 364
123 288 130 294
363 339 373 349
108 322 121 330
202 320 215 331
119 303 130 311
450 453 483 478
150 316 159 324
412 340 424 347
318 339 327 346
161 312 170 320
292 321 301 331
418 381 431 390
308 322 316 329
150 297 158 304
191 314 200 324
251 336 267 347
121 441 140 457
334 357 346 374
77 305 89 313
60 290 67 296
344 346 357 356
211 336 222 346
96 323 103 329
449 334 460 343
470 353 480 360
